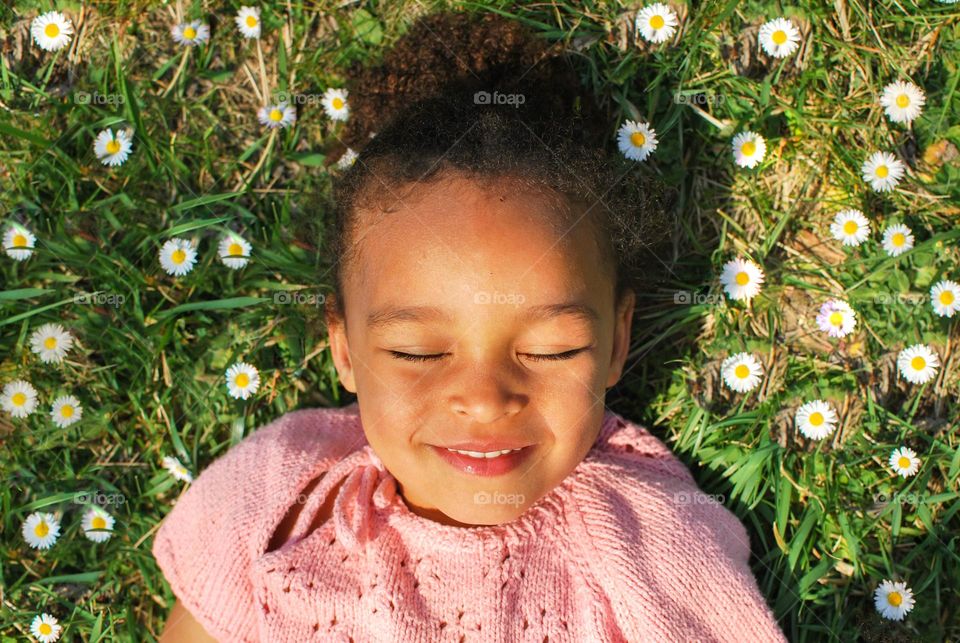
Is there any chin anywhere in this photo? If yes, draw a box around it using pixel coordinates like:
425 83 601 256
443 499 529 527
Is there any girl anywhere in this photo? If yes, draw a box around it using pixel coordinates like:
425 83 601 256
154 10 788 643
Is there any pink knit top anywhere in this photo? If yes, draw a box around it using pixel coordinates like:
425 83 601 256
152 403 787 642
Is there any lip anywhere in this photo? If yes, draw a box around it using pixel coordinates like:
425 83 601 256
429 444 534 477
440 440 533 452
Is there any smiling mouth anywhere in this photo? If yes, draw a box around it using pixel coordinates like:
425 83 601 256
428 444 534 477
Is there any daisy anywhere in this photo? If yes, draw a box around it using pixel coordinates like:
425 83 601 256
322 87 350 121
29 322 75 364
794 399 838 440
93 128 133 167
226 362 260 400
1 379 39 418
731 131 767 168
81 506 115 543
758 18 801 58
829 209 870 247
720 352 764 393
171 20 210 47
888 446 921 479
815 299 857 338
881 223 915 257
235 6 261 39
50 395 83 428
336 147 359 170
31 11 74 52
880 81 925 125
21 511 60 550
29 613 63 643
930 279 960 317
719 257 765 301
158 237 198 277
3 223 36 261
862 151 905 192
874 580 915 621
162 455 194 483
897 344 939 385
635 3 679 44
257 102 296 129
616 120 658 162
218 233 252 269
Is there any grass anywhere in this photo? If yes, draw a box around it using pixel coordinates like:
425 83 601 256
1 0 959 641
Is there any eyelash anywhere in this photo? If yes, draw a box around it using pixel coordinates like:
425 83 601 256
388 348 589 363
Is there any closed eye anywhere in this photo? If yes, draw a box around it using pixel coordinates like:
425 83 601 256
387 348 590 363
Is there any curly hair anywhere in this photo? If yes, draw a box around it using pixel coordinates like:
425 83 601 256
324 10 675 321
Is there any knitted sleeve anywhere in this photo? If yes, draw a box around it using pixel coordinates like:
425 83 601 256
151 405 364 642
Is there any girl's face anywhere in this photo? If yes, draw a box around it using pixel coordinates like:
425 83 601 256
326 172 635 527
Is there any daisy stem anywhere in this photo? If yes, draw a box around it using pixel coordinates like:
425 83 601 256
235 128 277 192
256 38 270 105
162 49 190 98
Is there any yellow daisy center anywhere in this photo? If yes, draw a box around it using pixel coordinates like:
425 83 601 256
897 456 911 469
171 249 186 264
734 364 750 379
892 232 905 246
843 220 858 234
772 30 787 45
13 234 27 247
235 373 250 387
12 392 26 406
61 405 74 418
887 591 902 607
808 412 824 426
650 15 665 29
896 94 910 108
735 271 750 285
35 521 49 537
332 97 345 110
183 26 197 40
246 15 258 27
741 141 756 157
630 131 646 147
44 337 57 349
106 139 121 154
269 109 283 121
911 356 925 371
229 243 243 256
45 23 60 38
939 290 954 305
92 516 107 529
829 311 843 326
875 165 889 178
39 623 53 635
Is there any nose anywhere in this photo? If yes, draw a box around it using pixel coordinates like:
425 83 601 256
447 362 525 423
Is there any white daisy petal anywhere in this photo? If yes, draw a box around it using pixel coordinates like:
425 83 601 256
929 279 960 318
235 6 261 39
50 395 83 428
21 511 61 550
815 299 857 338
93 128 133 167
218 234 252 269
336 147 359 170
322 88 350 122
896 343 939 385
758 17 801 58
880 81 925 125
829 209 870 247
3 223 37 261
29 323 75 364
616 119 658 162
171 20 210 47
732 131 767 168
162 455 194 483
257 102 297 129
881 223 915 257
1 379 39 418
635 3 680 44
159 237 198 276
794 399 838 440
30 612 63 642
719 257 765 301
874 579 915 621
888 446 921 478
31 11 74 52
720 352 764 393
862 151 905 192
81 506 116 543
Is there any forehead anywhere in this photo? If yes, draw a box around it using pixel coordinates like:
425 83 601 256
343 172 612 322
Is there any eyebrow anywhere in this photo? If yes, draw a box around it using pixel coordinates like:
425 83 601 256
366 302 600 331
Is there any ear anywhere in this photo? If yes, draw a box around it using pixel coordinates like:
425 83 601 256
605 288 635 389
325 295 358 393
